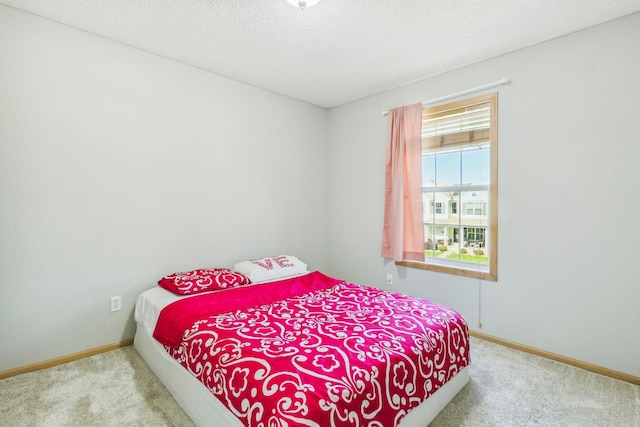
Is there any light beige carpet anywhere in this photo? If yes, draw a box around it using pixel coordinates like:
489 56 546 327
1 337 638 426
431 338 639 426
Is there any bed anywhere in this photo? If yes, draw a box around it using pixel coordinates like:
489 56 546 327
134 256 470 426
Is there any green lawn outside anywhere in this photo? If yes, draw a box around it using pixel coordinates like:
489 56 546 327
425 251 488 263
446 253 488 263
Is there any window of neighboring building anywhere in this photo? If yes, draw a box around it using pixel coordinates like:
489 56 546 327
464 227 485 243
464 201 486 216
397 92 498 281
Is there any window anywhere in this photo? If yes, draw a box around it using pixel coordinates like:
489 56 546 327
464 201 486 216
397 93 498 281
464 227 485 243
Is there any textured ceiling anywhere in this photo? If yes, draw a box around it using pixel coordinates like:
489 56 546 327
2 0 640 108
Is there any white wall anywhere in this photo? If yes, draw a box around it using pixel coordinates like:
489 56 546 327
327 13 640 377
0 6 328 371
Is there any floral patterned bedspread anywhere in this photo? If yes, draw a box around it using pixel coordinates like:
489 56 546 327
154 271 470 427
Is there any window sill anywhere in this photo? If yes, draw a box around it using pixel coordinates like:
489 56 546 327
395 260 497 281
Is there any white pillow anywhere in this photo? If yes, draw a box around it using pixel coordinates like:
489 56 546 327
234 255 308 283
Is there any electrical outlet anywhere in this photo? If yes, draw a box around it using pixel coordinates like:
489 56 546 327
386 273 393 286
110 296 122 312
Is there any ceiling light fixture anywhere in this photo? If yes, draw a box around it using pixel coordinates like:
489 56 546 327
286 0 320 10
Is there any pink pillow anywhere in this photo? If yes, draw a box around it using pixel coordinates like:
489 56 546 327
158 268 251 295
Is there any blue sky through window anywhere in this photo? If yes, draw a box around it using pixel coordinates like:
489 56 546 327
422 147 489 186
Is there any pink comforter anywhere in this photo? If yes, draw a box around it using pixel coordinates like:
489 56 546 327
154 271 469 427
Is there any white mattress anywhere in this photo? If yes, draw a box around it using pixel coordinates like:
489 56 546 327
134 286 187 330
134 284 470 427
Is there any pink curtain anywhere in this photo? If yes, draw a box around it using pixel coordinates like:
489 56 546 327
381 103 425 262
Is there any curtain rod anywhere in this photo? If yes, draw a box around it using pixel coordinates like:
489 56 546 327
382 78 511 116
